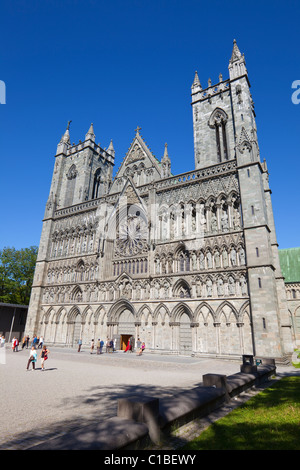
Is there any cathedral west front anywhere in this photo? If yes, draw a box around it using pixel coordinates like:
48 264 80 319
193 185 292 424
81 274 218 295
26 41 294 361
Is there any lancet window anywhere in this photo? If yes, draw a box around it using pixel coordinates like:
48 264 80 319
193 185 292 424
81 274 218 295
209 108 229 162
92 168 101 199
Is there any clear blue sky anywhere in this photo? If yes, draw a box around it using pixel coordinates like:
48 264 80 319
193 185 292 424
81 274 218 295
0 0 299 250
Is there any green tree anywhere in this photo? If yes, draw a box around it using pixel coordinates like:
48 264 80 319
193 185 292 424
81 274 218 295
0 246 38 305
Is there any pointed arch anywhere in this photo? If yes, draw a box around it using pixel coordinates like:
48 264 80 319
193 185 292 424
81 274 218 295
173 278 192 298
194 301 216 323
68 305 81 323
239 300 251 323
208 107 228 128
56 306 67 323
153 303 171 322
171 302 193 323
70 285 83 302
82 306 94 323
94 304 107 323
44 307 55 323
216 301 239 323
137 304 152 322
108 299 136 323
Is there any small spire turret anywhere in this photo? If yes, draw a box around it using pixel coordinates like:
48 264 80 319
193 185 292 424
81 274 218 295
191 71 202 91
85 123 95 142
228 39 247 80
161 143 171 178
107 139 115 158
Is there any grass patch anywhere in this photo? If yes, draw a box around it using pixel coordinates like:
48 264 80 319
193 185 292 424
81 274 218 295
182 376 300 450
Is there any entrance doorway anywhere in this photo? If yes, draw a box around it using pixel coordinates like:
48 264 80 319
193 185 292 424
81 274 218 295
120 334 132 351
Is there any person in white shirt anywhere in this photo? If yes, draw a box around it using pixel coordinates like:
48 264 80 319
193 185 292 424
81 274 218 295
26 346 37 370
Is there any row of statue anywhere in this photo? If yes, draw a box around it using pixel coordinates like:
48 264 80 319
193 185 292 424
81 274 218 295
43 271 248 304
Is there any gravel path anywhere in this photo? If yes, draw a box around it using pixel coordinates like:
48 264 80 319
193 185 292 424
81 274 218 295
0 346 297 450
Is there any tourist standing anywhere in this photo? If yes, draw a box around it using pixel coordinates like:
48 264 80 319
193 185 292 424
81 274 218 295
90 339 94 354
78 338 82 352
26 347 37 370
39 345 50 370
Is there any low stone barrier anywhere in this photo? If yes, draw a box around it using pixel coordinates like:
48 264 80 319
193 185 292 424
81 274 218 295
29 356 276 450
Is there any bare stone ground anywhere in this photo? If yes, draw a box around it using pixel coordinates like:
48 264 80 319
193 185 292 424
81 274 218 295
0 345 297 450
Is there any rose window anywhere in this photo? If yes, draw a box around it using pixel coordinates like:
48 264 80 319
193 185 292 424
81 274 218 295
115 213 148 256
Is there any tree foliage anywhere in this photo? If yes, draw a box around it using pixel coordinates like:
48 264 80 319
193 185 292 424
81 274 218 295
0 246 38 305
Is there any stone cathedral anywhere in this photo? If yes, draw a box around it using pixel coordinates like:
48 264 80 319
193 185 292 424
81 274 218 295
26 41 294 361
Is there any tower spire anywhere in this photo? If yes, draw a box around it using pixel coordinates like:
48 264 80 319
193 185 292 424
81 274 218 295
228 39 247 80
230 39 242 63
85 123 95 142
60 121 71 145
107 139 115 158
161 143 171 178
191 71 202 91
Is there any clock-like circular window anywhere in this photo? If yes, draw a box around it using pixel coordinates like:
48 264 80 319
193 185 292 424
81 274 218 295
115 209 148 257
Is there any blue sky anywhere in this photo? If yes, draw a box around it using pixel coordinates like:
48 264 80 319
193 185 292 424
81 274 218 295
0 0 299 250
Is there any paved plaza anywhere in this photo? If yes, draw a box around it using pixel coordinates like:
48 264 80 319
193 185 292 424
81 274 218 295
0 345 298 450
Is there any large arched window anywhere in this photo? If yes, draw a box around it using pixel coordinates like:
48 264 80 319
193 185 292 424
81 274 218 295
209 108 229 162
92 168 101 199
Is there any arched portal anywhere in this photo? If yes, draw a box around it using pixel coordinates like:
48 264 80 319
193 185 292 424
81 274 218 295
66 306 82 347
108 300 136 350
118 309 135 350
172 303 193 355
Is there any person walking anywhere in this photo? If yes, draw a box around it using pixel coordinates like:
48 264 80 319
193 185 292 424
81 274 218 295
78 338 82 352
100 339 104 354
38 336 44 349
39 345 50 370
124 339 131 352
12 337 17 352
96 339 101 355
31 335 38 348
137 342 145 356
90 339 94 354
26 347 37 370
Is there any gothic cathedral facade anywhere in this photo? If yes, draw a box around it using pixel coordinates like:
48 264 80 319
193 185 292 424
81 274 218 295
26 41 294 361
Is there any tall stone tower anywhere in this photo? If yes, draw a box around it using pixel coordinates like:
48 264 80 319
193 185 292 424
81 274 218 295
25 123 115 336
191 40 292 358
